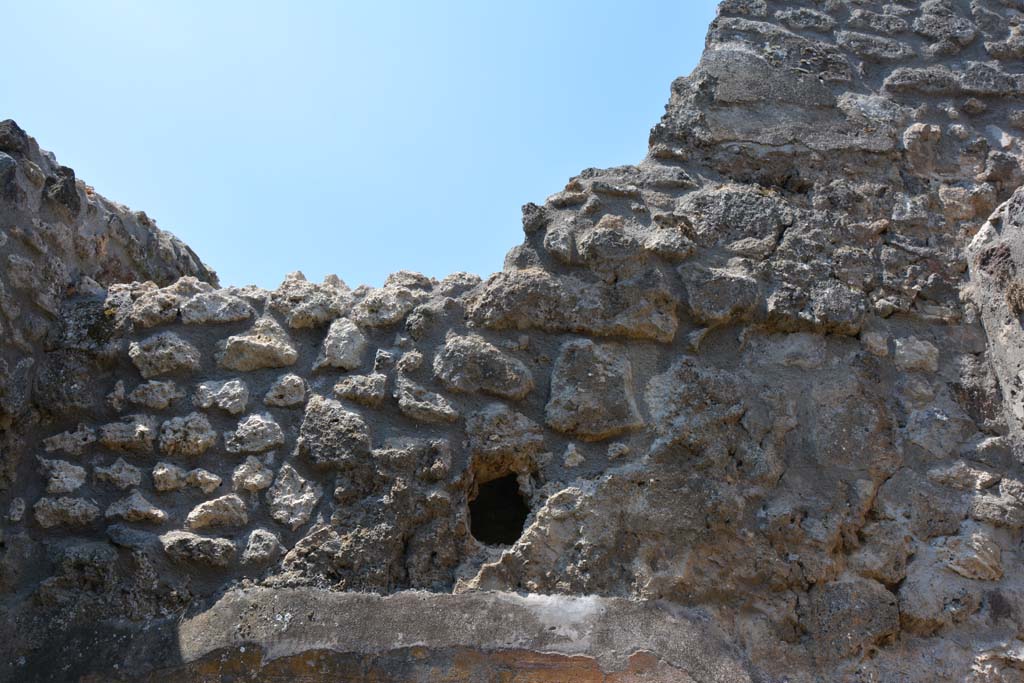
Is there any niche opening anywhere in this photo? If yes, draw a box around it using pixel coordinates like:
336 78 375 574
469 474 529 546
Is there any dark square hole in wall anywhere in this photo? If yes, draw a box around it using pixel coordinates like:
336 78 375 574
469 474 530 546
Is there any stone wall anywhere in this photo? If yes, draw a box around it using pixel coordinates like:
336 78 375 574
4 1 1024 681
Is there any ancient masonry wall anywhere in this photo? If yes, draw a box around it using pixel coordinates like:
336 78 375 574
5 1 1024 681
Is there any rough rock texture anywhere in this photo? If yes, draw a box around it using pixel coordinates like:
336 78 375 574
7 1 1024 680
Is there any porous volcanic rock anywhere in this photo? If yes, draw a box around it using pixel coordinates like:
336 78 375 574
6 2 1024 681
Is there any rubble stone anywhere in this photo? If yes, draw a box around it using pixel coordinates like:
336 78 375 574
545 339 643 441
225 413 285 454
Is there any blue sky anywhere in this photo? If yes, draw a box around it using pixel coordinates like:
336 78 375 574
2 1 718 289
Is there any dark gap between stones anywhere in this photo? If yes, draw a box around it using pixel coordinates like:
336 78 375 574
469 474 529 546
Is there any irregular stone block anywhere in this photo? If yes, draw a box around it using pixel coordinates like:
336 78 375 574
186 494 248 530
394 376 460 424
467 267 678 343
899 554 982 635
225 413 284 454
264 373 307 407
232 456 274 493
313 318 367 371
893 337 939 372
216 317 298 371
180 290 254 324
38 458 86 494
128 380 185 410
94 458 141 489
152 462 188 492
193 379 249 415
683 265 759 325
466 403 544 482
941 527 1002 580
160 530 235 567
42 425 96 456
433 334 533 400
351 285 424 327
267 464 322 531
105 491 167 524
159 412 217 457
970 484 1024 528
99 415 157 453
129 332 201 379
546 339 643 441
242 528 281 565
269 271 352 328
333 373 387 408
296 395 371 469
186 468 223 494
836 31 915 62
33 497 100 528
802 579 899 661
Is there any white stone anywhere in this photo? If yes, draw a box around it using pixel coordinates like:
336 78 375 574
159 412 217 457
152 462 188 492
193 379 250 415
264 373 307 407
267 464 322 531
225 413 284 454
185 494 248 530
186 468 223 494
313 318 367 371
241 528 281 565
232 456 274 493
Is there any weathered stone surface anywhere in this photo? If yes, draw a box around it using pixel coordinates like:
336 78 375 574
433 334 533 399
160 531 235 567
216 317 298 371
313 317 367 371
545 339 642 441
38 458 86 494
801 579 900 661
129 332 201 378
180 290 253 325
295 395 371 469
186 494 248 530
128 380 185 410
264 373 306 407
105 491 167 524
241 528 281 565
193 379 249 415
333 372 387 407
99 415 157 453
232 456 274 493
13 3 1024 681
269 272 352 328
394 376 460 424
267 463 322 530
94 457 141 489
159 412 217 457
224 413 284 454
